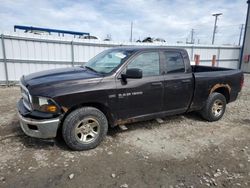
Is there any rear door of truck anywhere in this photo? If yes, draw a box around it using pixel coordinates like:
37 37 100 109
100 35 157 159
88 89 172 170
161 50 194 113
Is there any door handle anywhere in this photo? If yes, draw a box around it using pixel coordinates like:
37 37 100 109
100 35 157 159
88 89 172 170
151 82 163 86
182 79 191 83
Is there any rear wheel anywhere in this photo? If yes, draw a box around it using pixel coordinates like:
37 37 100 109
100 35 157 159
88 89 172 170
200 92 226 122
62 107 108 151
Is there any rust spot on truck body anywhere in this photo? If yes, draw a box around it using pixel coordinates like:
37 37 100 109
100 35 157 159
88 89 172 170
61 106 68 113
210 83 231 94
115 118 136 126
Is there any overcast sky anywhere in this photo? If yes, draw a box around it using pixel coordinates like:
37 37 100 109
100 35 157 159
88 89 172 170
0 0 248 45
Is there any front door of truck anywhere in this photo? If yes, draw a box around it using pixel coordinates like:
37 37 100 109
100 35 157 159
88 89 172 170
115 51 164 119
161 50 194 113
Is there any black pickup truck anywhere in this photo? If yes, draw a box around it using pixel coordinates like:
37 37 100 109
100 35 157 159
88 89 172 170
17 47 244 150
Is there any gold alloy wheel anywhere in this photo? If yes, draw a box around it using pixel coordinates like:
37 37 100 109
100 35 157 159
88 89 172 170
212 99 224 117
75 117 100 143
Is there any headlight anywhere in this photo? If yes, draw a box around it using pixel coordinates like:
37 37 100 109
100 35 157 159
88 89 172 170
32 96 59 113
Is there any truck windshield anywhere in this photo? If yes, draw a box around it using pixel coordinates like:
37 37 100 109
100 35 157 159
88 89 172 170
84 49 134 74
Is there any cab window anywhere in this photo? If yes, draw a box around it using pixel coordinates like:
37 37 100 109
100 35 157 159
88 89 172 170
163 52 185 73
127 52 160 77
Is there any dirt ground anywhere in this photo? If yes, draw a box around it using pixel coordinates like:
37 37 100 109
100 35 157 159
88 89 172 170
0 75 250 188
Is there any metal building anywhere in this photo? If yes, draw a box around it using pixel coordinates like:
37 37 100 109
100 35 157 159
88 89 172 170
241 0 250 73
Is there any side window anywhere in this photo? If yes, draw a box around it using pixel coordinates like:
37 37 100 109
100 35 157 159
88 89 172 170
127 52 160 77
163 52 185 73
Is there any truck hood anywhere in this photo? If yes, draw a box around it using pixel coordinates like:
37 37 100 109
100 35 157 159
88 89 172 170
22 66 103 97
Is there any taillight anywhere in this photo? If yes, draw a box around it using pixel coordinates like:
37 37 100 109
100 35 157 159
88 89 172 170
240 75 244 90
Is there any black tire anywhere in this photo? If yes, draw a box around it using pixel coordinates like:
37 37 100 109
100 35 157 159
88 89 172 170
62 107 108 151
200 92 227 122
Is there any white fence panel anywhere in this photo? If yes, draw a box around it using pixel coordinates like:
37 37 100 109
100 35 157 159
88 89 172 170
193 48 217 60
0 63 5 81
4 39 72 62
6 62 71 81
220 48 240 60
218 61 239 69
184 48 193 60
0 32 242 84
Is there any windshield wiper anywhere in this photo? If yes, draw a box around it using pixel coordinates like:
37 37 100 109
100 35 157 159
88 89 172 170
84 66 98 73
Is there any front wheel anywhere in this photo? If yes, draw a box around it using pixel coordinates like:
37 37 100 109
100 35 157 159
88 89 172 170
200 92 226 122
62 107 108 151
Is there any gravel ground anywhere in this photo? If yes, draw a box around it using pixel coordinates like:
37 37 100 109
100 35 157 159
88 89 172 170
0 74 250 188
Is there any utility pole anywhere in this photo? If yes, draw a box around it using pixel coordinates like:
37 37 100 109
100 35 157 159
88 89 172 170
212 13 222 45
191 29 194 44
238 24 244 46
130 21 133 42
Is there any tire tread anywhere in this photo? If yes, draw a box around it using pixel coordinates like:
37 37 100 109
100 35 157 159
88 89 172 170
200 92 226 122
62 107 108 151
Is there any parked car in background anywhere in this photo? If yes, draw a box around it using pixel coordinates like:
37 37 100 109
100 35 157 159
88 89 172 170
140 37 166 43
154 38 166 42
79 35 99 40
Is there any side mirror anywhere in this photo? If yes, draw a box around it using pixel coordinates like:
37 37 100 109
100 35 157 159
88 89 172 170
122 68 142 79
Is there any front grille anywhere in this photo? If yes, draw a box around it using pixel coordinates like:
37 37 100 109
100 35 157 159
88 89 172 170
20 83 32 111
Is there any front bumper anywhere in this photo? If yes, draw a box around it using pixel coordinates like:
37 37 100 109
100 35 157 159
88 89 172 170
18 112 60 138
17 99 60 139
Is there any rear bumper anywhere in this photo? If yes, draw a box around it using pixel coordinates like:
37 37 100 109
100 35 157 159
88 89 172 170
18 112 60 138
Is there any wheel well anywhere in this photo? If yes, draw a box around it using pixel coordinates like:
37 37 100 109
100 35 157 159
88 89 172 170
213 87 230 103
60 103 115 127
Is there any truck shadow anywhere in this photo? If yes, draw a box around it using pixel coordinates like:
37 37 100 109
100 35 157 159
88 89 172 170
184 111 204 121
108 112 203 137
16 112 203 151
16 126 70 151
19 136 71 151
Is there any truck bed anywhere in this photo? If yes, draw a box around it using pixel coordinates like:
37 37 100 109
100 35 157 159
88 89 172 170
189 65 243 112
191 65 233 73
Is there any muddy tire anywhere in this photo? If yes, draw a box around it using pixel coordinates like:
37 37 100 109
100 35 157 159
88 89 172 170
62 107 108 151
200 92 226 122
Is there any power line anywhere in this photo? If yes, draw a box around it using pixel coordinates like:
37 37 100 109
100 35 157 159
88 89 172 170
214 24 244 28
